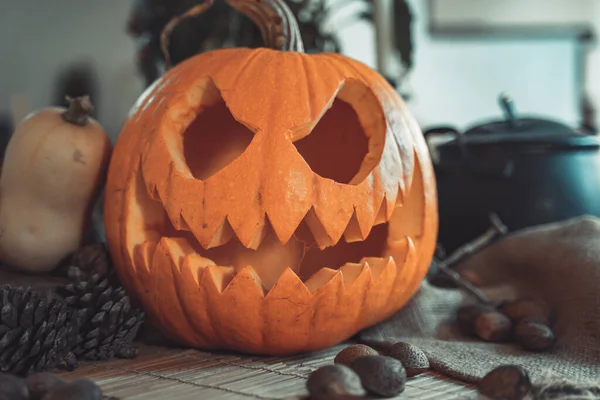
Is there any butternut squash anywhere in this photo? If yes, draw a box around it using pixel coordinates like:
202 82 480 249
0 96 111 273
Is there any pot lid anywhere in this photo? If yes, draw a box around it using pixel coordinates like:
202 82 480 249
435 94 600 150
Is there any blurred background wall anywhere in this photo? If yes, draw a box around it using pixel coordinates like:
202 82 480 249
0 0 596 141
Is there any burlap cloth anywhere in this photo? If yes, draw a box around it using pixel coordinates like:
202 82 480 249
359 215 600 394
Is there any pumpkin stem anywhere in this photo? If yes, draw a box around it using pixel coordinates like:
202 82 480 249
160 0 304 70
224 0 305 52
61 96 94 126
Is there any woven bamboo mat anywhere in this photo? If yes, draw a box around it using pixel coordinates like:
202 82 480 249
56 343 477 399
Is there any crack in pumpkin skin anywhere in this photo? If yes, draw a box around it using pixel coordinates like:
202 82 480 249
103 48 438 355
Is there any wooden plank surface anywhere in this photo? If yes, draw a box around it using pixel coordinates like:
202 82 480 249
58 343 477 399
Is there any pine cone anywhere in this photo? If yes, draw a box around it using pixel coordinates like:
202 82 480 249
60 272 144 361
55 244 109 283
0 285 78 376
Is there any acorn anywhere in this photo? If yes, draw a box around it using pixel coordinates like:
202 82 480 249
334 344 378 367
388 342 429 377
306 365 365 399
478 365 531 400
350 355 406 397
475 311 512 342
514 320 556 352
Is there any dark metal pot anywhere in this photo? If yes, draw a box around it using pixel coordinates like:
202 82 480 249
425 94 600 253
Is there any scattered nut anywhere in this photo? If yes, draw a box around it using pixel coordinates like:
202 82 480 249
457 303 495 336
475 312 512 342
42 378 103 400
334 344 378 367
26 372 65 400
350 355 406 397
499 298 552 326
388 342 430 377
306 365 365 399
478 365 532 400
0 373 28 400
514 320 556 352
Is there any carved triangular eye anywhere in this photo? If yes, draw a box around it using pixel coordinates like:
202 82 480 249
292 79 386 185
183 82 254 181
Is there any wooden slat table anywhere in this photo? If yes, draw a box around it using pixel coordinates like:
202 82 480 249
58 343 477 399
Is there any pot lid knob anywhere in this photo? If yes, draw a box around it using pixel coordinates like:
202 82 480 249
499 92 518 128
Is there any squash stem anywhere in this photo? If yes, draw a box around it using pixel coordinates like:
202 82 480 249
61 96 94 126
160 0 304 70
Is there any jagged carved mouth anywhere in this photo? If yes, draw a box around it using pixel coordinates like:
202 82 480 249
128 160 422 295
125 78 425 295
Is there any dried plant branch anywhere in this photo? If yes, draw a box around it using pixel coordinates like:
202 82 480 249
435 213 509 305
444 213 508 268
437 263 493 305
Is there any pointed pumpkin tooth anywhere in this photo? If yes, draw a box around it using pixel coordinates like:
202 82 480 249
263 268 313 352
149 184 161 202
209 266 266 352
303 209 332 248
130 240 159 314
353 177 384 233
308 177 355 246
174 252 219 346
309 271 345 340
339 262 365 287
204 265 236 293
343 210 369 243
182 254 216 285
141 139 172 203
267 205 310 247
223 266 266 296
373 195 388 225
227 193 267 249
207 219 235 248
183 214 232 250
234 215 268 250
361 256 396 280
163 171 204 231
133 240 159 273
150 240 203 345
386 237 419 310
152 237 195 273
304 268 339 293
385 187 400 221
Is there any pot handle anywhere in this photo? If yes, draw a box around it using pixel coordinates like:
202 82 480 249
424 126 513 180
423 126 468 158
423 126 461 139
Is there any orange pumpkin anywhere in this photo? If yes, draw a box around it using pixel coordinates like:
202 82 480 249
104 0 438 355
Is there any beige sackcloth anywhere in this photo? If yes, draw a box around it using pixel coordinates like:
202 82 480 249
359 215 600 394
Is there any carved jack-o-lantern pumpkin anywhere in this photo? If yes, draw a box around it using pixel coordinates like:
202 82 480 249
104 0 438 355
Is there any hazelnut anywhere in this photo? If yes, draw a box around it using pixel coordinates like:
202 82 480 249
500 298 552 326
456 303 495 336
26 373 65 400
42 378 103 400
388 342 429 377
306 365 365 399
514 320 556 352
350 355 406 397
478 365 532 400
334 344 378 367
0 373 28 400
475 312 512 342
